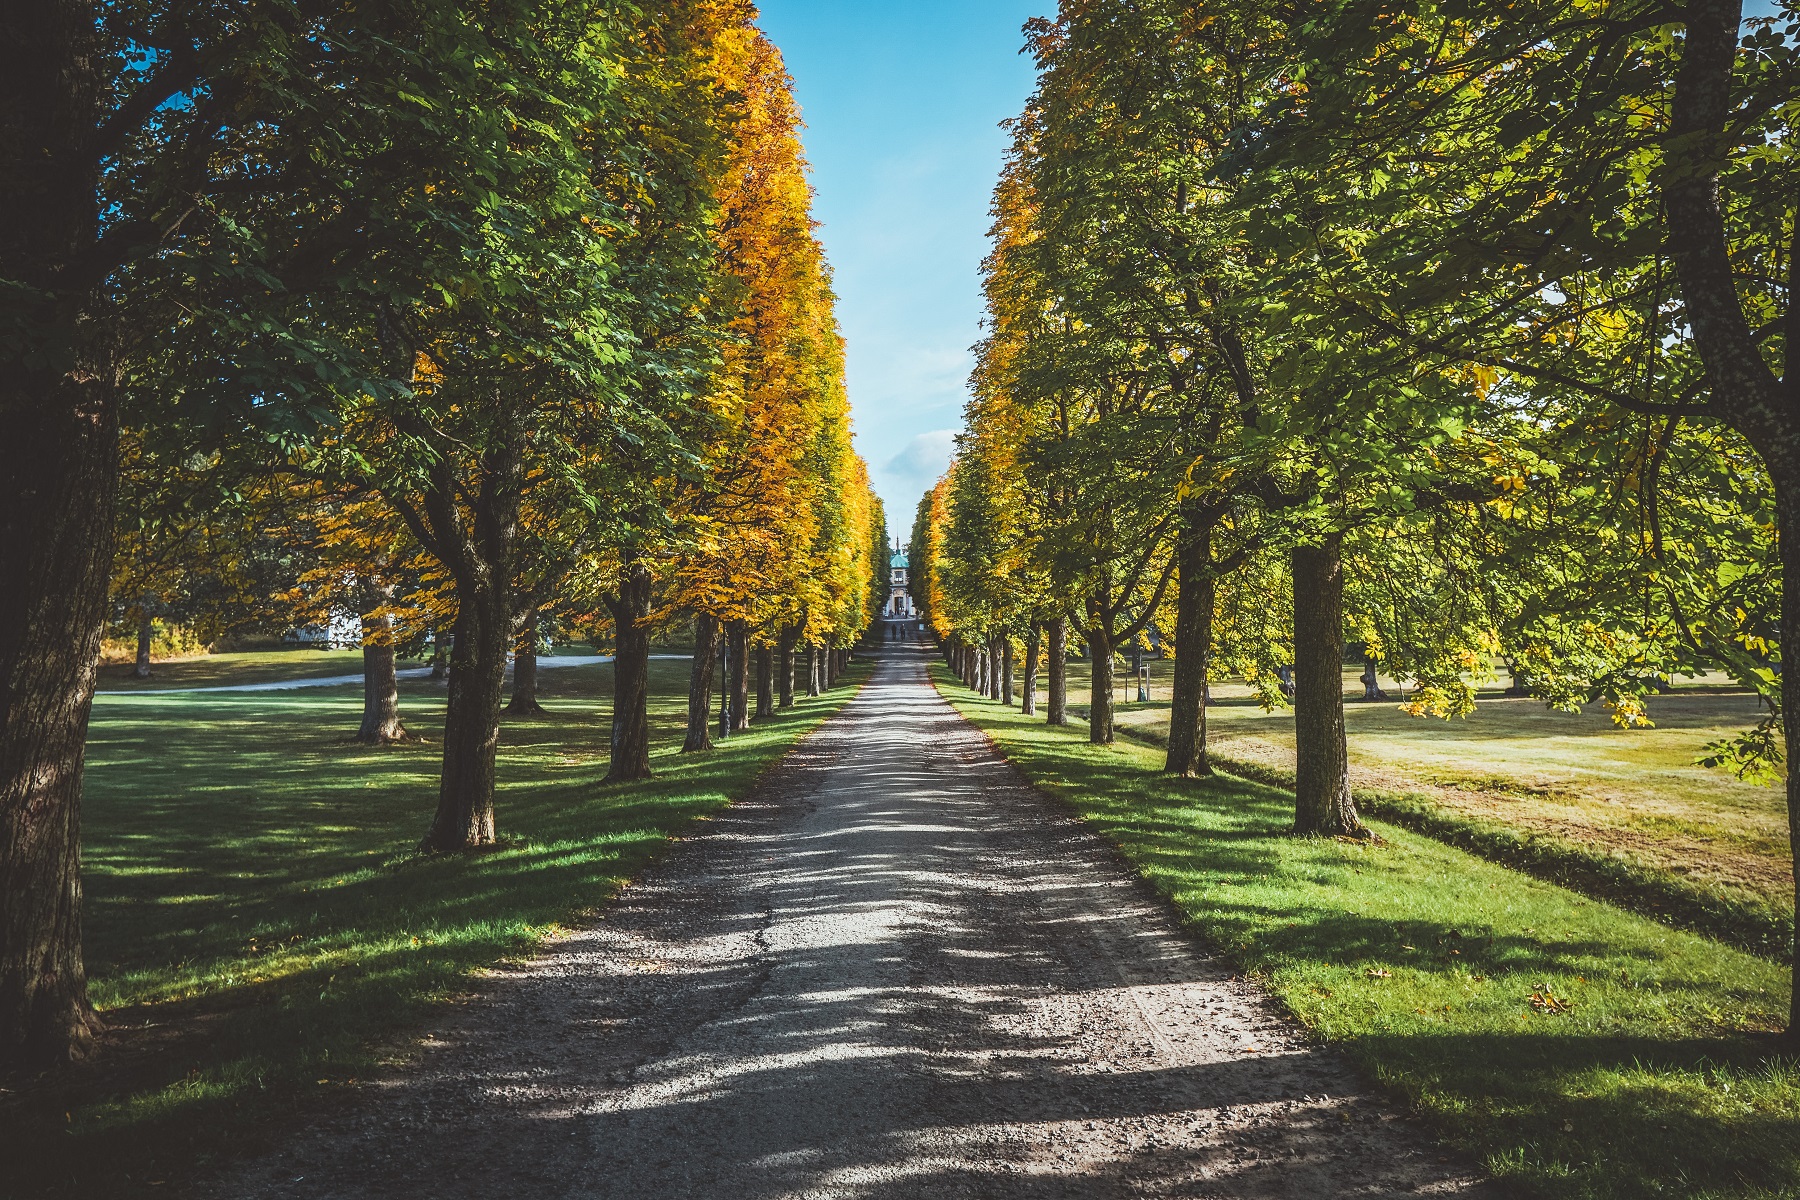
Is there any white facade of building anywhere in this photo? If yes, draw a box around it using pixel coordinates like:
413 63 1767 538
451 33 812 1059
886 545 915 618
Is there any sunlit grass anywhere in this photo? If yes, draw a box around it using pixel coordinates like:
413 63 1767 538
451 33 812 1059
8 656 864 1198
938 663 1798 1200
1057 658 1792 952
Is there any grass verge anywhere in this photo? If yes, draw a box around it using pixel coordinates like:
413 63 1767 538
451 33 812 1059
1115 721 1795 962
1078 658 1792 930
936 664 1798 1200
4 656 867 1199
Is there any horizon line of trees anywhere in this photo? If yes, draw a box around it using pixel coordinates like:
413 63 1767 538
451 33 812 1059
1 0 884 1069
912 0 1798 1044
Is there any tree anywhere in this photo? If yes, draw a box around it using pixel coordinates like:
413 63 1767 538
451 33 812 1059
282 487 437 745
1264 0 1800 1032
1 0 411 1064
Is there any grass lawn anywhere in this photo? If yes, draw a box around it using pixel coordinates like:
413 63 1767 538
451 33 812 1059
936 663 1798 1200
5 654 865 1199
1056 659 1792 955
92 646 403 691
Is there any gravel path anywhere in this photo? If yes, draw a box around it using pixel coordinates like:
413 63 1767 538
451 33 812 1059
201 646 1498 1198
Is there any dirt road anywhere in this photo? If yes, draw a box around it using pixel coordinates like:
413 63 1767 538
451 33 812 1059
203 646 1495 1198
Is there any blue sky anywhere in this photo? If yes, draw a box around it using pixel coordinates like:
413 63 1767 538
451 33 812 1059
756 1 1048 539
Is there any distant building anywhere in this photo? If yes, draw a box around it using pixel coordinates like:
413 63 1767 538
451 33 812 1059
286 610 362 649
881 539 922 640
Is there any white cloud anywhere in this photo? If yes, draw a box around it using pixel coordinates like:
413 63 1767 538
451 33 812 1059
884 428 957 480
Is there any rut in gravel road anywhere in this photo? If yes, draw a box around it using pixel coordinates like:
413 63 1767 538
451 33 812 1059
203 645 1499 1199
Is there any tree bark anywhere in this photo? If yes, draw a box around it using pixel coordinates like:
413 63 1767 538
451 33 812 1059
1291 535 1367 838
1359 656 1388 701
133 612 153 679
429 626 449 681
807 644 822 696
1780 493 1800 1039
605 560 653 781
416 412 527 854
1021 624 1040 716
777 623 798 709
506 649 544 716
0 0 111 1066
1087 616 1115 744
1002 637 1015 706
1660 0 1800 1037
355 614 408 745
718 643 731 738
755 643 774 719
1166 518 1214 777
1046 617 1068 726
423 580 508 851
726 619 749 732
683 614 720 753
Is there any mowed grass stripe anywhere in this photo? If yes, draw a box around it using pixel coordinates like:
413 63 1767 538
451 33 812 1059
933 663 1798 1200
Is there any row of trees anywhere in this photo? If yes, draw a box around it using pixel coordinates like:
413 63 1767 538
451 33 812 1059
1 0 882 1066
913 0 1797 1041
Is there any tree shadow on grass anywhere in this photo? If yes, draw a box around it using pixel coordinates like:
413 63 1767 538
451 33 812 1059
4 664 868 1198
944 683 1799 1199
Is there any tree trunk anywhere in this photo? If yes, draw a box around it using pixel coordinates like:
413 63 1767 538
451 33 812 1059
1002 637 1015 706
1046 617 1068 726
430 626 449 680
605 560 653 782
1360 656 1388 701
726 619 749 732
807 644 822 696
1087 617 1115 744
0 0 110 1065
718 645 731 738
1021 625 1040 716
755 643 774 719
506 649 545 716
355 617 408 745
1781 494 1800 1039
1292 535 1367 838
133 611 153 678
1167 518 1214 777
777 624 798 709
422 582 508 852
1662 1 1800 1036
683 614 721 753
